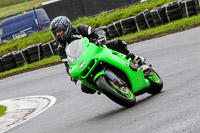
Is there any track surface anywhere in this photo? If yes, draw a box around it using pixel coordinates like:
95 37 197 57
1 28 200 133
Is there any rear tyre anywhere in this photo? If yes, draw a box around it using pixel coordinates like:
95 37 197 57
144 68 163 94
96 76 136 107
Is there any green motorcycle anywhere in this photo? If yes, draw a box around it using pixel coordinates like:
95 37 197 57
65 37 163 107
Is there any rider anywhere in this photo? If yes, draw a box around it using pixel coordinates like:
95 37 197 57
50 16 145 94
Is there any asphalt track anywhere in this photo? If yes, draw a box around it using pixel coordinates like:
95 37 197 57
1 27 200 133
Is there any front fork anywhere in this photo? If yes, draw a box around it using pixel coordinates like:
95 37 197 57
94 62 126 87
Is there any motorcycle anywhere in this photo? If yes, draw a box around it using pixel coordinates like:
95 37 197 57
65 37 163 107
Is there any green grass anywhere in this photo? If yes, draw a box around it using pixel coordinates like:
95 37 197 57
0 105 7 117
0 0 49 18
0 56 60 78
0 0 33 8
72 0 175 27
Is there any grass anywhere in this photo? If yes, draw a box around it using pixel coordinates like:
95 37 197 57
0 0 49 18
0 105 7 117
72 0 175 27
0 0 33 8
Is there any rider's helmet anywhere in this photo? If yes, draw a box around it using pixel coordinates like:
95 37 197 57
50 16 72 42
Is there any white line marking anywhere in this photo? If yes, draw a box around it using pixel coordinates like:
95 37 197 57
0 95 56 133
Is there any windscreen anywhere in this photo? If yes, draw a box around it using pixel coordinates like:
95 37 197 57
66 39 83 63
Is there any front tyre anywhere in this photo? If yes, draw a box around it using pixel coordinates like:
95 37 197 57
144 68 163 94
96 76 136 107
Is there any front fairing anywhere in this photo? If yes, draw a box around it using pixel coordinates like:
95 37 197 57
66 37 150 94
66 38 102 79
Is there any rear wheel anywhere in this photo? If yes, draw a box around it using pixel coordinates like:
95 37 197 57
96 76 136 107
144 68 163 94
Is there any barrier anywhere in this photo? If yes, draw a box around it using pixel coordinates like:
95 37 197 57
0 0 199 73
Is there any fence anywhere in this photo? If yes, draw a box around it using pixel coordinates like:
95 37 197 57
40 0 140 21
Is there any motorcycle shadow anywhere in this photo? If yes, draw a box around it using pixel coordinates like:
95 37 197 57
92 91 165 120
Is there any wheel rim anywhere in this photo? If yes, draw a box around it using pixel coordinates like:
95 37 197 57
147 73 160 83
103 77 134 99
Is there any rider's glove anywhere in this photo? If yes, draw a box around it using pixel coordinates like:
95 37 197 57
95 35 107 46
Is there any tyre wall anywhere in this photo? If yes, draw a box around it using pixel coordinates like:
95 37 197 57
0 41 59 72
1 0 200 73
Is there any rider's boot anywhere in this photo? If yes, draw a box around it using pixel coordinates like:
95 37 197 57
123 44 146 66
126 53 146 66
117 40 146 66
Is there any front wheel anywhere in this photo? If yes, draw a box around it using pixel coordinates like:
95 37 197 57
144 68 163 94
96 76 136 107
